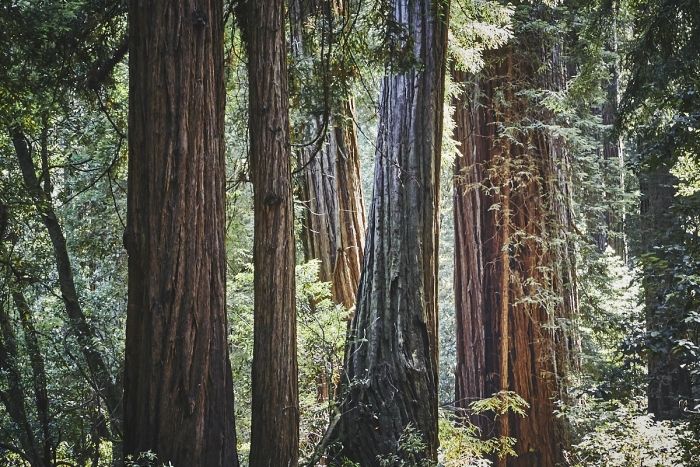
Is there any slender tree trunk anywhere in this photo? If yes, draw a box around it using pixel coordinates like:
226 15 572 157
124 0 238 465
11 130 122 449
0 230 53 466
240 1 299 465
333 0 449 463
12 281 52 465
596 11 628 261
452 27 573 467
0 297 47 467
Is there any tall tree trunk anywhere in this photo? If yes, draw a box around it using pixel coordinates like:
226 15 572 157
639 164 692 420
453 72 497 430
298 103 366 310
240 1 300 465
328 101 367 309
595 10 628 261
333 0 449 463
290 0 366 311
452 15 573 465
11 130 122 450
124 1 238 465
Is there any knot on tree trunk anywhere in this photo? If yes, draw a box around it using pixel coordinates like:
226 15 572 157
263 192 283 206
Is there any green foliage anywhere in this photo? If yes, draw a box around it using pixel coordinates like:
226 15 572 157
469 390 529 418
566 398 688 467
678 412 700 466
439 392 529 466
574 248 646 400
449 0 513 73
376 424 433 467
228 260 347 464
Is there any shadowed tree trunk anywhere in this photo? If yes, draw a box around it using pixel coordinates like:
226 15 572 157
0 295 47 467
11 130 122 456
332 0 449 463
594 10 628 261
639 164 692 420
240 0 300 465
11 281 52 466
453 70 494 429
124 0 238 465
452 9 575 464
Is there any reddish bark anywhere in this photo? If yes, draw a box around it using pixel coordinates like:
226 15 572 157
124 0 237 464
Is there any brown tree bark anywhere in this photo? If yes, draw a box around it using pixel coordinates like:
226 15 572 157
298 103 367 310
453 72 497 431
124 0 237 465
290 0 366 311
240 1 300 465
332 0 449 463
452 29 574 467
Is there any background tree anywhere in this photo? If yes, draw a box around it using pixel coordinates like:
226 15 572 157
619 0 700 420
290 0 367 313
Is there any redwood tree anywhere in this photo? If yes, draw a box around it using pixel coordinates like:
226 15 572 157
124 0 237 465
452 6 575 465
290 0 366 311
240 0 300 465
333 0 449 463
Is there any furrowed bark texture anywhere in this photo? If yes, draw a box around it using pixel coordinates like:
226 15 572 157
242 0 300 465
291 0 366 310
334 0 449 463
124 0 237 465
299 104 367 310
639 164 692 420
453 71 495 431
452 13 575 465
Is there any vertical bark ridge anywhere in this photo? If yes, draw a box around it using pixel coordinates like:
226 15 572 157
242 0 300 464
452 12 574 464
334 0 449 463
125 0 237 464
291 0 367 311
